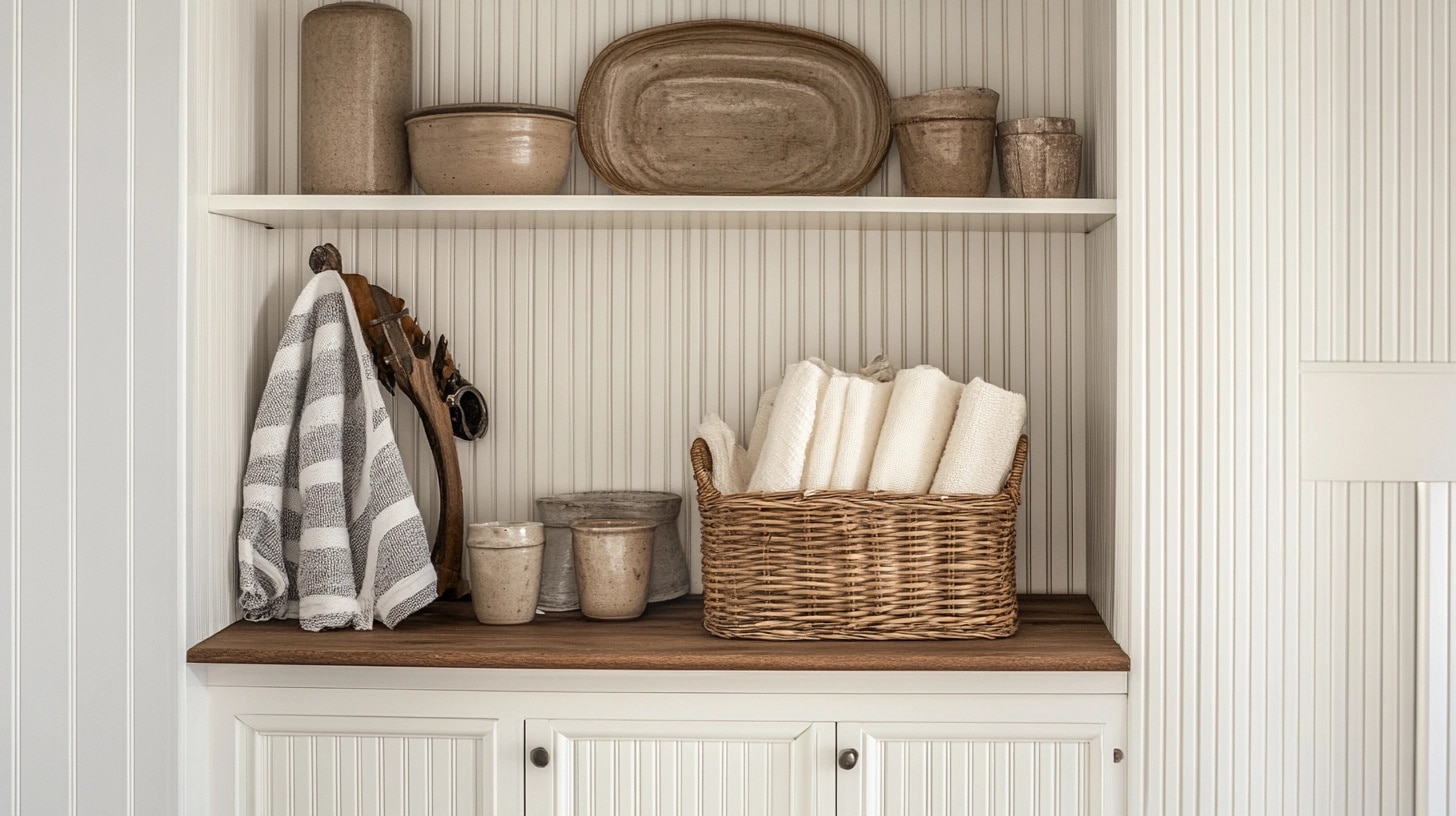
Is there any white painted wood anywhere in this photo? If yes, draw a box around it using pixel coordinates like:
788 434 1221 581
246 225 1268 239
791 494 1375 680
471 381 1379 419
196 666 1129 696
839 721 1111 816
1117 0 1439 813
1418 483 1455 816
1301 363 1456 481
236 714 495 816
209 195 1119 233
526 719 834 815
2 0 186 813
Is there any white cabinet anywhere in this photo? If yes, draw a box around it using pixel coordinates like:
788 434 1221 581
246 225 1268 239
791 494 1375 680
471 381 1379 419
202 670 1126 816
837 722 1114 816
525 719 835 815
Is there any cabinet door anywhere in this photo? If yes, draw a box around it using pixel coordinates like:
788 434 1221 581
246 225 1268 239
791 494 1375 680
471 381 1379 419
837 722 1113 816
233 713 497 815
525 718 835 816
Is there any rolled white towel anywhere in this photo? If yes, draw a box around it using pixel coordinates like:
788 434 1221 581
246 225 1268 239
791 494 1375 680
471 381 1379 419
931 378 1028 494
802 372 852 490
744 386 779 474
867 365 962 493
696 414 750 494
828 376 895 490
747 360 831 492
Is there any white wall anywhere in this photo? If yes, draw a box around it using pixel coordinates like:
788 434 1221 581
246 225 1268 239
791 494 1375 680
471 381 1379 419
0 0 186 813
1120 0 1454 812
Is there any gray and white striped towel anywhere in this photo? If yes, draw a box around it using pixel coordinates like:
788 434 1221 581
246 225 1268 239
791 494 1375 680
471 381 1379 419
237 269 437 631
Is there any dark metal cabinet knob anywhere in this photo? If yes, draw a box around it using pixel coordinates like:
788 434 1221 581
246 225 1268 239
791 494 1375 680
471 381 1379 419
530 747 550 768
838 748 859 770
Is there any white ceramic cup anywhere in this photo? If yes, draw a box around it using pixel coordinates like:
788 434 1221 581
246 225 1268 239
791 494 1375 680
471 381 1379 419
466 522 545 625
568 518 656 620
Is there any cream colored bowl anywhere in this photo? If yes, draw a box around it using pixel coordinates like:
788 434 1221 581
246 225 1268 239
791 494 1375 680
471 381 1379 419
405 103 576 195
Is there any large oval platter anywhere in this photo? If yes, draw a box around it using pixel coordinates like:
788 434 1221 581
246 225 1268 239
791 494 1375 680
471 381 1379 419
577 20 891 196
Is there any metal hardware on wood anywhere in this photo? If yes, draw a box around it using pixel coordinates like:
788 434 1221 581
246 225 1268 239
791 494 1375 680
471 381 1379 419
531 747 550 768
838 748 859 770
1113 749 1124 763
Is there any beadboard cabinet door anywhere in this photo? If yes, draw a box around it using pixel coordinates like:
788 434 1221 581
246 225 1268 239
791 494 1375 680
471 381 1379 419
524 718 836 815
836 720 1121 816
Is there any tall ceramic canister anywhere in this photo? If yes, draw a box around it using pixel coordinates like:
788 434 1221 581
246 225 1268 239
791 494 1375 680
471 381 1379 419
535 491 689 612
890 87 1000 196
300 2 412 194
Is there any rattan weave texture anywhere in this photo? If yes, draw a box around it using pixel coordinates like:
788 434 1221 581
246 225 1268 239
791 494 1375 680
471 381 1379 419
692 435 1027 640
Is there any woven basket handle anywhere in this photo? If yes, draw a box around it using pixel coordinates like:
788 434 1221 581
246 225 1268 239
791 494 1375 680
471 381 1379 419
689 438 722 500
1004 435 1030 505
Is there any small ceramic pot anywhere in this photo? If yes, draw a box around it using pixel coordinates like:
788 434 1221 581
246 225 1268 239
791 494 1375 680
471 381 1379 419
890 87 1000 197
300 2 412 194
535 491 688 612
405 104 576 194
569 519 655 621
996 117 1083 198
465 522 545 625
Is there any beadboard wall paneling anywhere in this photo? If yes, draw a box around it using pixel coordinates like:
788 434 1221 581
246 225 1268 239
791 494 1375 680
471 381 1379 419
4 0 186 812
1120 0 1438 813
259 0 1105 199
237 715 495 815
1085 221 1116 625
1303 0 1453 363
527 719 833 815
1419 483 1456 816
245 226 1094 598
841 722 1107 816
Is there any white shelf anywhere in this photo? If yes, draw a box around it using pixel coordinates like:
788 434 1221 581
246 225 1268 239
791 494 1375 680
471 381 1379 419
209 194 1117 232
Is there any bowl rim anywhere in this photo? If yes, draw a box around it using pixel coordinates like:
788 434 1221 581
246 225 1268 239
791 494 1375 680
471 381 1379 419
406 102 576 123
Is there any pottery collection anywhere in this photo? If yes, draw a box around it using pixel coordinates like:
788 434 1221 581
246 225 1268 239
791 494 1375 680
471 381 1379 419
298 11 1087 201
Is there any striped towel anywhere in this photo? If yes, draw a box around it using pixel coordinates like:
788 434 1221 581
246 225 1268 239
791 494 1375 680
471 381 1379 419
236 270 437 631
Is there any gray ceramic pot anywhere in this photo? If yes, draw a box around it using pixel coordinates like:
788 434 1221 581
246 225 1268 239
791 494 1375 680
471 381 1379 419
300 2 412 194
535 491 689 612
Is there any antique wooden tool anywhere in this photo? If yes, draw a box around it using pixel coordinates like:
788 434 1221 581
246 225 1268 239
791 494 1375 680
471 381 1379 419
309 243 487 600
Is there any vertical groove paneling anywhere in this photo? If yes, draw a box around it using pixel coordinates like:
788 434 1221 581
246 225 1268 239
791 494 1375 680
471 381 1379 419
865 737 1092 816
1419 483 1456 816
1302 0 1453 362
1122 0 1435 812
254 226 1093 596
239 717 492 816
567 737 797 814
6 0 185 812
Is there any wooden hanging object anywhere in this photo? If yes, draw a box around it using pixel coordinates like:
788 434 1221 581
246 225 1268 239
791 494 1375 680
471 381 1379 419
309 243 487 600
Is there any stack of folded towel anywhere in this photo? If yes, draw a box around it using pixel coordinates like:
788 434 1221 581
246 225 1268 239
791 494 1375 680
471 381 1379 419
696 356 1028 496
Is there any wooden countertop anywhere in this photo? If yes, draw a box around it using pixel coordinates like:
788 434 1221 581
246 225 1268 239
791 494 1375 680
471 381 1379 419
187 595 1128 672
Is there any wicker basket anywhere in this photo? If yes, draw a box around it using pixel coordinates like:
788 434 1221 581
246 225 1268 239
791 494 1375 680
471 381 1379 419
691 436 1027 640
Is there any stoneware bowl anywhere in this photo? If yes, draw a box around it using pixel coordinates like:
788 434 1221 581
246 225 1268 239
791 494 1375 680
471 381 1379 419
405 103 576 195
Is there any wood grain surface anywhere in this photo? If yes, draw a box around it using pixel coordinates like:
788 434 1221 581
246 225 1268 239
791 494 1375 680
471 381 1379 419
187 595 1128 672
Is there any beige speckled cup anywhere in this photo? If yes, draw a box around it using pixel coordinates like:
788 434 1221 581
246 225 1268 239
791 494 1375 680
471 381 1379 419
466 522 544 625
569 519 655 621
